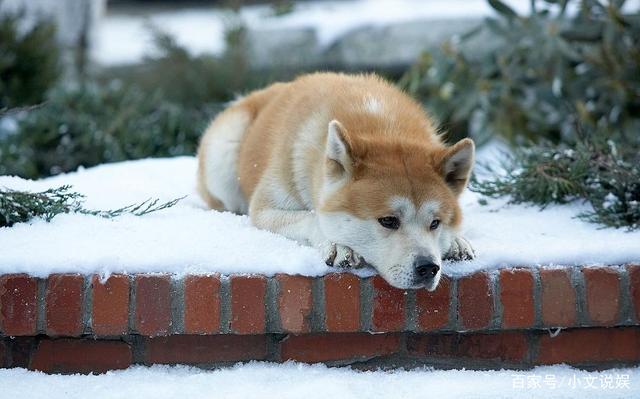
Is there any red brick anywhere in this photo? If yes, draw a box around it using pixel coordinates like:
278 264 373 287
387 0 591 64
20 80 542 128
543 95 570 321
500 269 535 329
457 272 493 330
92 275 129 336
281 333 400 363
537 327 640 365
184 275 221 334
0 274 38 336
416 277 450 331
144 335 267 364
31 339 132 374
324 273 360 332
372 276 405 332
230 276 266 334
46 274 84 337
135 275 171 337
628 265 640 322
407 331 529 363
540 269 576 327
583 268 620 326
277 275 312 333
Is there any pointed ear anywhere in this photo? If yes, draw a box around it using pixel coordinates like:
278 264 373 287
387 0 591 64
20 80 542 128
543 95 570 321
325 120 353 177
441 138 475 195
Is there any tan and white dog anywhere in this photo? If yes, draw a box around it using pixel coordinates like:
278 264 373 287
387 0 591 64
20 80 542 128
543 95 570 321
197 72 475 290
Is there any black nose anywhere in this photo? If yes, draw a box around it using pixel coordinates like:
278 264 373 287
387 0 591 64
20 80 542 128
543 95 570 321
414 256 440 280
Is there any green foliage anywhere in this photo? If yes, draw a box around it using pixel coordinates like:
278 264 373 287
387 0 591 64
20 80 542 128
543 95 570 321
0 185 183 228
1 185 82 227
472 140 640 230
0 8 60 110
400 0 640 145
0 82 219 178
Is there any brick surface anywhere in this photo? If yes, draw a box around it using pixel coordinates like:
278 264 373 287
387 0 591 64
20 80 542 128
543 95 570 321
324 273 360 332
372 276 405 332
537 327 640 365
277 275 313 333
92 275 129 336
31 339 132 374
457 272 493 330
230 276 266 334
46 274 84 337
407 331 529 363
500 269 535 329
144 335 267 364
0 274 38 336
583 268 620 326
184 275 221 334
280 333 400 363
540 269 576 327
628 265 640 322
135 275 171 337
8 337 35 368
416 277 450 331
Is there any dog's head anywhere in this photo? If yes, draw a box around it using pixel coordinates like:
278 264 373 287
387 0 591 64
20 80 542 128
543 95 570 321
317 120 474 290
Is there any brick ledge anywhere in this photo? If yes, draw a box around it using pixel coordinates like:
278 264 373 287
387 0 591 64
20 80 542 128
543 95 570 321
1 265 639 373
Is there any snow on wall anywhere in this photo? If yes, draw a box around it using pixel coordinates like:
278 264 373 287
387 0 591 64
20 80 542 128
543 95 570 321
1 147 639 278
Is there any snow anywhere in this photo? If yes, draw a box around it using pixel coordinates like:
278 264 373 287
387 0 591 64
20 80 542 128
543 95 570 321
92 0 535 66
93 0 640 66
0 362 637 399
0 144 639 278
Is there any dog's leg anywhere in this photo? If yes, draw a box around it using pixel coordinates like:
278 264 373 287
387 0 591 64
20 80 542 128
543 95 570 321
249 182 363 267
444 235 475 261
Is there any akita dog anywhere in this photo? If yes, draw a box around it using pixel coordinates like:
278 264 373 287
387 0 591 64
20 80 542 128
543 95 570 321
197 73 475 290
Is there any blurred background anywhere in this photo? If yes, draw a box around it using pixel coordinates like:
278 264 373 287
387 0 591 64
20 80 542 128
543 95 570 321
0 0 638 228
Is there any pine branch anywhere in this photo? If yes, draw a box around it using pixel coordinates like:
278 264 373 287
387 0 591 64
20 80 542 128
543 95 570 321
80 196 185 218
471 141 640 230
0 186 183 228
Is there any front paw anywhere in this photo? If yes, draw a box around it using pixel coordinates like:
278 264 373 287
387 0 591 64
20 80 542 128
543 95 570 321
321 242 365 268
444 236 475 261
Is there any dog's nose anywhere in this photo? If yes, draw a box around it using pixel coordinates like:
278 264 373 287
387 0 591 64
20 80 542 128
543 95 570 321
414 256 440 280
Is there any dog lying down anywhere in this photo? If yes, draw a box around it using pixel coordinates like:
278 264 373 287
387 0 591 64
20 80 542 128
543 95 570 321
197 72 475 290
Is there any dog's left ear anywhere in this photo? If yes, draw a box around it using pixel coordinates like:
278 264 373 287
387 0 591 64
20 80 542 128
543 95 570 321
325 120 354 178
440 138 475 195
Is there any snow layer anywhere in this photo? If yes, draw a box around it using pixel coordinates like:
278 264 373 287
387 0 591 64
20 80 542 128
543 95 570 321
93 0 640 66
0 362 638 399
93 0 534 65
0 151 639 278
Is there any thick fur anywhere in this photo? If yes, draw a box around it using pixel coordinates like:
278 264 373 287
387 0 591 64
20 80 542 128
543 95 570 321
197 73 475 289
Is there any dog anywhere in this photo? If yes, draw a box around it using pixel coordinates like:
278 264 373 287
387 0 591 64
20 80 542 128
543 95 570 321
197 72 475 290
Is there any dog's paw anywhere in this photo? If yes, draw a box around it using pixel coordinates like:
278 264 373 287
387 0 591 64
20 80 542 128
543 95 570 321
444 236 475 261
321 242 365 268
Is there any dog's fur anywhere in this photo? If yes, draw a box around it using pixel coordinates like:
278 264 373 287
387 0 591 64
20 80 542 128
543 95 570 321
197 73 475 290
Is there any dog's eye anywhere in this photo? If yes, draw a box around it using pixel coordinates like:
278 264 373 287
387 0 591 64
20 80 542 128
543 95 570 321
430 219 441 230
378 216 400 230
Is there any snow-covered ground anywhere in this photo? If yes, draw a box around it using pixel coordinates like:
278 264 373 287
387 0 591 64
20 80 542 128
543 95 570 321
0 146 639 278
1 362 638 399
93 0 534 65
93 0 640 66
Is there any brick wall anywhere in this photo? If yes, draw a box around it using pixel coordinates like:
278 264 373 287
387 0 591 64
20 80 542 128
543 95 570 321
1 265 639 373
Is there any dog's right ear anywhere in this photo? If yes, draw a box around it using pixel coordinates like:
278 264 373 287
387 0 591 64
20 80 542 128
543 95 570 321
325 120 353 178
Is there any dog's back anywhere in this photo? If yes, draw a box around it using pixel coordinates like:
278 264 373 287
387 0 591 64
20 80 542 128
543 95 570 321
198 72 444 214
